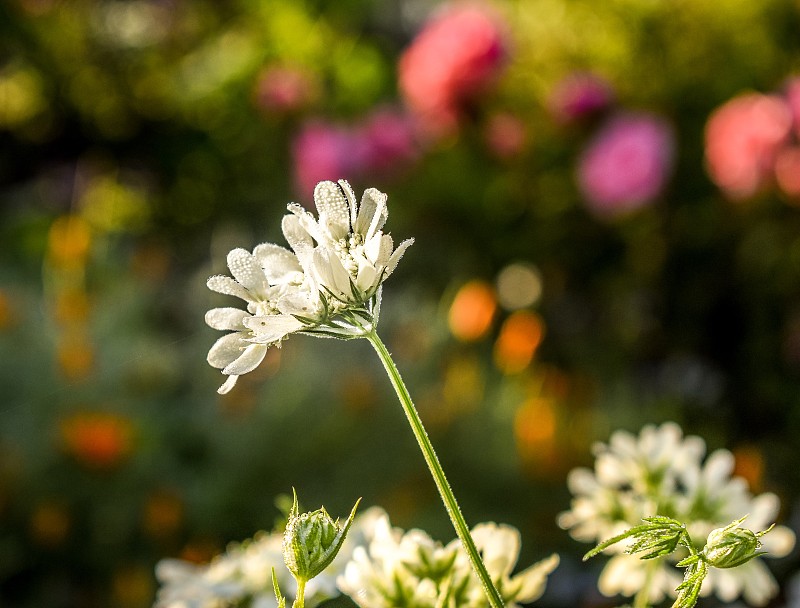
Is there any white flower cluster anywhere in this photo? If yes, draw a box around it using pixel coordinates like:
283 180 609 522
559 422 796 606
154 507 385 608
206 180 413 394
338 511 559 608
154 507 558 608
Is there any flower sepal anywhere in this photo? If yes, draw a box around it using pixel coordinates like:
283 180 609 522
282 490 361 584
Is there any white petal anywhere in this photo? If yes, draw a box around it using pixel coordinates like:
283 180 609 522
355 263 378 293
252 243 303 283
218 375 239 395
277 290 320 318
282 213 315 265
207 275 253 302
355 188 388 240
314 180 350 240
222 343 268 375
205 307 249 331
471 523 520 577
385 238 414 276
207 332 248 369
759 524 795 557
243 314 304 343
338 179 358 227
746 492 780 529
512 553 559 602
227 248 269 295
313 248 353 299
702 449 735 488
363 233 386 266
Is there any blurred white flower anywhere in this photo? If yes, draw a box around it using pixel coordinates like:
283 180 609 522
449 523 559 608
559 422 795 606
154 509 386 608
206 180 412 394
337 509 557 607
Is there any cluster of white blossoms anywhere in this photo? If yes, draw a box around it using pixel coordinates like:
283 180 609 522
154 507 558 608
338 511 559 608
206 180 413 394
559 422 796 606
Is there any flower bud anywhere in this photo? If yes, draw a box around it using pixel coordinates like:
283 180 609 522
702 517 771 569
282 490 360 583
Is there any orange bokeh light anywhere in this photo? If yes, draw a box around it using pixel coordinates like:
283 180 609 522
448 280 497 341
48 215 92 268
60 411 134 469
733 445 764 493
494 311 544 374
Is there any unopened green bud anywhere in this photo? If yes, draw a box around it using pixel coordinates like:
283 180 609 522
702 517 771 569
282 489 361 583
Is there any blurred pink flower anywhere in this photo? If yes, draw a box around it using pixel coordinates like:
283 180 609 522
704 93 792 200
355 107 420 175
577 112 675 217
399 2 507 138
785 77 800 138
292 110 420 195
549 72 614 124
291 121 358 198
253 65 315 114
483 112 528 159
775 147 800 199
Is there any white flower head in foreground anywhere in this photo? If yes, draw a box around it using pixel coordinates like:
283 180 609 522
206 180 413 393
559 422 795 606
337 509 559 608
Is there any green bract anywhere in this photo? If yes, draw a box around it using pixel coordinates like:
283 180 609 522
282 490 361 583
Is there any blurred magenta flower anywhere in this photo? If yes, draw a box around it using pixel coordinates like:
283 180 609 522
704 93 792 200
355 107 420 176
577 112 675 217
549 72 614 124
292 121 358 198
292 110 420 195
253 65 316 114
398 2 507 138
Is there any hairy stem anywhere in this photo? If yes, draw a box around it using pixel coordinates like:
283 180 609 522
366 330 505 608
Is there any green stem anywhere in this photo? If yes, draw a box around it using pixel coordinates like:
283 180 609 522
366 330 505 608
292 579 306 608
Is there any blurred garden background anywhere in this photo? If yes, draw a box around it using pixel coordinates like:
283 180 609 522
2 0 800 606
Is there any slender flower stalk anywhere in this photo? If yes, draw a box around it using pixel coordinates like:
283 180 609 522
365 329 505 608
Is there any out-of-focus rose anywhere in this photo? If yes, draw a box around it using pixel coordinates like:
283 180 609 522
577 112 675 217
291 121 357 198
704 93 792 200
399 3 507 139
549 72 614 125
253 65 316 114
